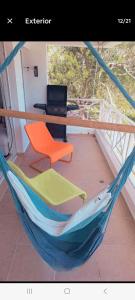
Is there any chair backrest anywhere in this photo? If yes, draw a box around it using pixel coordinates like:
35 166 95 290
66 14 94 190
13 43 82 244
0 152 112 237
8 160 31 186
25 122 54 152
0 152 23 212
0 151 70 223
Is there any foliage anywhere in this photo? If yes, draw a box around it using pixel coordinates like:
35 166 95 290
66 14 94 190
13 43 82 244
48 43 135 120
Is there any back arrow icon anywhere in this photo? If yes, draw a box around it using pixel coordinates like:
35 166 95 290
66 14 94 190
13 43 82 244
104 288 108 294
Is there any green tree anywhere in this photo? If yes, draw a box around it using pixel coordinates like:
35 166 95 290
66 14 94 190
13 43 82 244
48 43 135 120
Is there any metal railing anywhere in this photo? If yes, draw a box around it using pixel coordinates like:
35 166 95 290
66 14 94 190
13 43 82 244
100 100 135 186
67 98 101 119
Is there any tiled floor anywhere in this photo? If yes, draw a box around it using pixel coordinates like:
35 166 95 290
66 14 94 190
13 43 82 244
0 134 135 281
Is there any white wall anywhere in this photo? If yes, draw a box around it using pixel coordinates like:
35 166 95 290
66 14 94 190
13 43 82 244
21 42 94 134
21 42 47 114
4 42 29 153
96 130 135 220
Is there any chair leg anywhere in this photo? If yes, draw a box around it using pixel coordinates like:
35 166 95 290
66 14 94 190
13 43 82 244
30 152 73 172
30 156 49 173
60 152 73 163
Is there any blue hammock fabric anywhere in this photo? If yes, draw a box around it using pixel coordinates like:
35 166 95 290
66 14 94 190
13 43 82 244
85 41 135 109
0 148 135 271
0 42 135 271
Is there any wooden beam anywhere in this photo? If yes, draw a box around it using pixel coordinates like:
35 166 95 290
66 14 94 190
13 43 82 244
0 108 135 133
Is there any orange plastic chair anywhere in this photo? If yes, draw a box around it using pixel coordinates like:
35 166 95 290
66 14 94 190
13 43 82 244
25 122 74 172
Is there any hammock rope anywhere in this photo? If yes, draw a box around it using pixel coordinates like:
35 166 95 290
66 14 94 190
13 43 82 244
0 41 135 271
85 41 135 109
0 42 25 74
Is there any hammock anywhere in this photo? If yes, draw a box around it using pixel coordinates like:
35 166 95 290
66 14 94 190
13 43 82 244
0 41 135 271
0 148 135 271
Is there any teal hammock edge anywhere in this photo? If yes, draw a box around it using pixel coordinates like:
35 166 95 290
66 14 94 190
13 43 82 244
0 147 135 271
0 147 135 233
0 42 135 271
0 42 25 74
84 41 135 109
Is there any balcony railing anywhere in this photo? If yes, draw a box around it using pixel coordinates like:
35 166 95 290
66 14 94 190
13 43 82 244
67 98 101 120
99 101 135 187
68 96 135 187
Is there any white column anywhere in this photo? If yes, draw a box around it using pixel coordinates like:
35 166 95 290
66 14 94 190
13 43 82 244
21 42 48 113
4 42 29 153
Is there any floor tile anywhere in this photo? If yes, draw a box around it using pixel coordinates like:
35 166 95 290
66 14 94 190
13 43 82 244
104 212 135 246
0 214 23 280
7 244 55 281
0 190 17 215
95 244 135 281
55 254 100 281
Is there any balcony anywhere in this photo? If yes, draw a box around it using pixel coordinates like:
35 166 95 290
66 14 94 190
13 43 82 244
0 41 135 282
0 129 135 281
